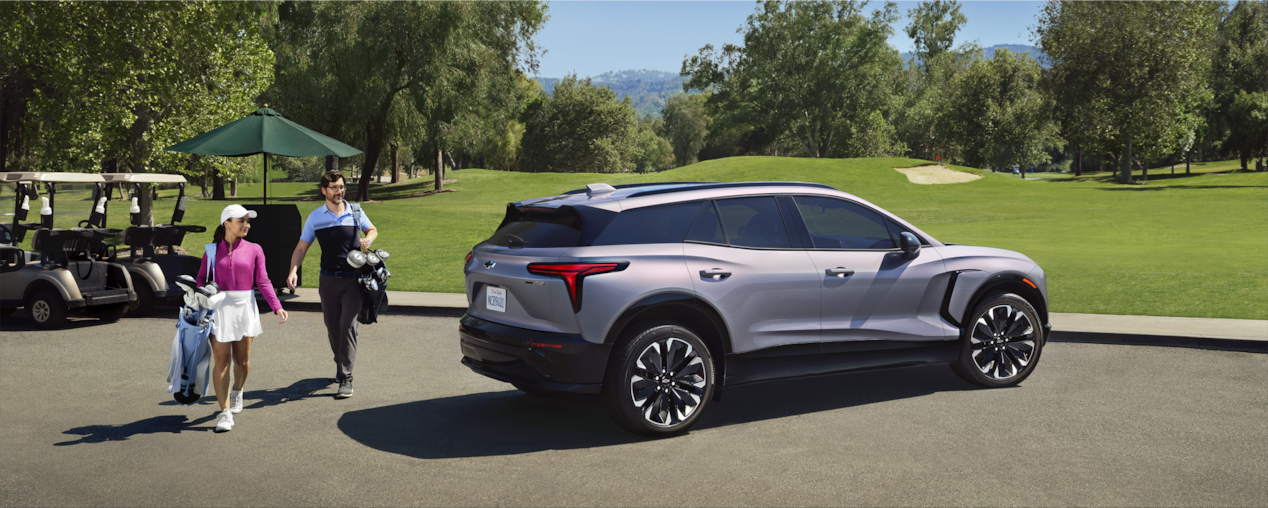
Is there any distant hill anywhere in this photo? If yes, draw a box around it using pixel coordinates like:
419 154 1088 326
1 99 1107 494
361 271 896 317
533 45 1049 119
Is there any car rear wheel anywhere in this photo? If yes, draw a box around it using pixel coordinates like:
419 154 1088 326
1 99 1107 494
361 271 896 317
604 324 714 438
126 280 154 317
27 290 68 330
951 293 1044 388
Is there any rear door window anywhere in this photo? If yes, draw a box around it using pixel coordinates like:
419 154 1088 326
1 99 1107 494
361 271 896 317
487 211 581 248
793 196 895 249
591 201 703 246
716 197 791 249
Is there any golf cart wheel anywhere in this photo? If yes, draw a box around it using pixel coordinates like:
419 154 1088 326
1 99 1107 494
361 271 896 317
127 281 155 317
26 289 67 330
950 293 1045 388
97 303 129 323
604 324 714 438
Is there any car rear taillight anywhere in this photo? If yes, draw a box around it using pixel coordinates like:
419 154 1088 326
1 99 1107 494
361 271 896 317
527 262 628 312
464 251 473 264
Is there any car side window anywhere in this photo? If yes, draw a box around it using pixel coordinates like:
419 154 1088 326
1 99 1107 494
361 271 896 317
684 201 726 244
793 196 895 249
591 201 702 246
716 197 791 249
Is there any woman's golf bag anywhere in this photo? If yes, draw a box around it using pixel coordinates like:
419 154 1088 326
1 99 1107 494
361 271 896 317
165 274 224 405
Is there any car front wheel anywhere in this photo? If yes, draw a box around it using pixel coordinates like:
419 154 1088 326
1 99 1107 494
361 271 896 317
604 324 714 438
951 293 1044 388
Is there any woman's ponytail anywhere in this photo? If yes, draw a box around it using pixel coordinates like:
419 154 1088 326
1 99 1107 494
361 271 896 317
212 224 226 244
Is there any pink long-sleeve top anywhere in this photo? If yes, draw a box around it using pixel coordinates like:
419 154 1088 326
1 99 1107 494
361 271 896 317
195 238 283 313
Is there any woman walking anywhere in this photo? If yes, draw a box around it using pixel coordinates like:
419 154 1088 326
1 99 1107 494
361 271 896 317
196 204 289 433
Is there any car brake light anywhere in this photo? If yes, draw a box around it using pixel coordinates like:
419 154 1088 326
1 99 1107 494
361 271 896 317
464 251 473 264
527 262 628 312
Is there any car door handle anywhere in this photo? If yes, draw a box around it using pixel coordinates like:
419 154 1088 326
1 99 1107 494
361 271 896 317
700 269 731 280
825 267 855 278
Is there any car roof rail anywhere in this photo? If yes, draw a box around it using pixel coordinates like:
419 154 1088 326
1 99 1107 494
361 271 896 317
627 181 837 198
562 181 716 195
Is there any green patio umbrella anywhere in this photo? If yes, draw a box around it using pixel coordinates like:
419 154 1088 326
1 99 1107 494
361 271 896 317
165 107 362 204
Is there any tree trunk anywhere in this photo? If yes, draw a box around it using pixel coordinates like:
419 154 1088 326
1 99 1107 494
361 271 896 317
230 178 237 198
358 120 386 202
434 145 444 191
1075 149 1082 177
326 155 337 173
1186 150 1191 174
446 151 459 172
390 144 400 184
1121 138 1133 184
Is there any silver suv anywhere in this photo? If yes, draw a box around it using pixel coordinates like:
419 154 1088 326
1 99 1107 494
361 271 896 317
460 181 1050 437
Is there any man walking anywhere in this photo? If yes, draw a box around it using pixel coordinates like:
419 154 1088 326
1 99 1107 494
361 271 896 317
287 170 377 399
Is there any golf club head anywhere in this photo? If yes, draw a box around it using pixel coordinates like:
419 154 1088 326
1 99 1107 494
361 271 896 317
175 275 197 293
194 287 212 310
374 249 390 260
347 250 367 268
205 292 226 310
202 281 219 296
365 251 380 266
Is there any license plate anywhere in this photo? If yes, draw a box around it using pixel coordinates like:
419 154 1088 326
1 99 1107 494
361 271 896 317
486 286 506 313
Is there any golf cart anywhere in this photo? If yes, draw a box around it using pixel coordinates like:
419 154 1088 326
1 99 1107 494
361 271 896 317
0 172 136 329
98 173 206 316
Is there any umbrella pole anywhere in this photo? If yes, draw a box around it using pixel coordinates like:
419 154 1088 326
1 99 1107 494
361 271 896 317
263 153 268 205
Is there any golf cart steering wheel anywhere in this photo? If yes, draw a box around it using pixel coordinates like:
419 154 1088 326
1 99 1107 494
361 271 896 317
0 225 13 245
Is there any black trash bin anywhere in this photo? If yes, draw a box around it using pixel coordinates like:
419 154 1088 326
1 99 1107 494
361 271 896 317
243 204 302 293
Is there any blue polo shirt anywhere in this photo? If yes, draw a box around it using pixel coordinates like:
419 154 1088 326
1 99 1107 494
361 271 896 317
301 202 375 272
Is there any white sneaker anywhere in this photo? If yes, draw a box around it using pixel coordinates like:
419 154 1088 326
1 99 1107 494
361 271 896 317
215 410 234 433
229 390 244 414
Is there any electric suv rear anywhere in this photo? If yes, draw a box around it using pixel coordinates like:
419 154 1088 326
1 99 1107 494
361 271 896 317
460 181 1051 437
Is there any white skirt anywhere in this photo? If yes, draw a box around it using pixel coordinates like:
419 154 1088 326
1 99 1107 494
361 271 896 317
212 290 263 343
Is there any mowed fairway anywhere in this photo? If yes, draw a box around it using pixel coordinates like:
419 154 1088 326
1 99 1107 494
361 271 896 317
19 157 1267 319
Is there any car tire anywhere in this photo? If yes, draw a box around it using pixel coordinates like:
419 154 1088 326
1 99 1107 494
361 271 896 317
512 383 557 397
604 324 714 438
97 302 129 323
26 290 68 330
950 293 1045 388
127 280 155 317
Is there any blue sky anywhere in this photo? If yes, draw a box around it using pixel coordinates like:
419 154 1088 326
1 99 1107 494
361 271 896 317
533 1 1044 78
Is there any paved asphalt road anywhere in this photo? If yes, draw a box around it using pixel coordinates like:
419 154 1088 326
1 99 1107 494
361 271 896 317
2 309 1265 507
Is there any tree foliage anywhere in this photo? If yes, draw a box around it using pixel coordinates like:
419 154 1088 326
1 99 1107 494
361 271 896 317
265 1 545 200
520 75 641 173
659 93 711 166
683 0 901 158
1212 0 1268 168
943 49 1061 170
1036 1 1221 183
1 1 274 215
904 0 967 65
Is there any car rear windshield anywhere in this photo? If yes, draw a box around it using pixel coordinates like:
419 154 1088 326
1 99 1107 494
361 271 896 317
487 210 582 248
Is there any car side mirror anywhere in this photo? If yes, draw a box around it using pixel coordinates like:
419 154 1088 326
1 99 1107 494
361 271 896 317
900 232 921 255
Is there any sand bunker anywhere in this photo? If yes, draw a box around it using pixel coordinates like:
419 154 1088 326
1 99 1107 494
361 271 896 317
894 165 982 184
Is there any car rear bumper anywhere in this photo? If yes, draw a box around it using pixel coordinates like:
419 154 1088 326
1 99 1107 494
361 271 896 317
458 313 609 395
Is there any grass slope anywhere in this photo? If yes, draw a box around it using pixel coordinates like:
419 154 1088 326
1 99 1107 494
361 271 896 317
17 157 1266 320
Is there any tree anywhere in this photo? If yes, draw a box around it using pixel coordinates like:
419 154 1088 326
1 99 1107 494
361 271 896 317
942 49 1062 171
1212 0 1268 168
632 116 675 173
520 75 641 173
1036 1 1221 183
682 0 901 158
904 0 967 65
659 93 711 166
265 1 545 201
2 1 274 219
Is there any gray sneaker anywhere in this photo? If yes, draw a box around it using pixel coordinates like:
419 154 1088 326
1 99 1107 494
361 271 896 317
336 380 354 399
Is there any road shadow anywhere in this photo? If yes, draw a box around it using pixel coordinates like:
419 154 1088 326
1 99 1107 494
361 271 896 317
55 413 220 445
338 364 976 459
0 309 126 332
155 377 335 409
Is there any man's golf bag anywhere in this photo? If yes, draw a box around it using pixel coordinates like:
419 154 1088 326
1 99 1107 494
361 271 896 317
348 203 390 325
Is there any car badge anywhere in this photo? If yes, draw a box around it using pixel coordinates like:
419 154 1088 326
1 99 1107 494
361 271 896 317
484 261 496 269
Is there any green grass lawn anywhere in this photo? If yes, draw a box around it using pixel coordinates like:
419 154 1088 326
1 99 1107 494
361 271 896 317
11 157 1266 320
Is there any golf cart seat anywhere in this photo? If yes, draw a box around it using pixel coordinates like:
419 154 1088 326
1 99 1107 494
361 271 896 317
123 224 205 259
0 222 42 245
32 228 121 269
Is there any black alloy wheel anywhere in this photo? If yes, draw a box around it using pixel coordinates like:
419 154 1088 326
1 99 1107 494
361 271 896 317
605 324 714 437
26 289 68 330
951 293 1044 388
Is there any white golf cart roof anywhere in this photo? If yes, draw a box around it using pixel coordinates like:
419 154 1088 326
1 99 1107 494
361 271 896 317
100 173 187 184
0 172 106 183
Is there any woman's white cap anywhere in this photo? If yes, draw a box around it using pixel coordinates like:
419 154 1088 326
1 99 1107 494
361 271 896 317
220 204 258 224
